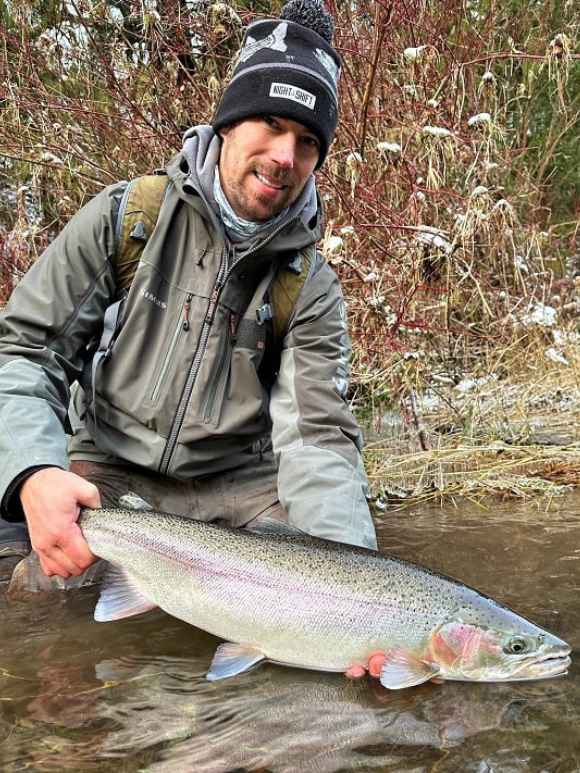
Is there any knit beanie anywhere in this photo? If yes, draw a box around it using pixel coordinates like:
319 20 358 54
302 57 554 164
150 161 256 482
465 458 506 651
212 0 341 169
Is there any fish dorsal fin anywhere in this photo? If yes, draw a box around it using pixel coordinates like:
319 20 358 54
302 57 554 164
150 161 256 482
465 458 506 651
94 564 157 622
244 517 307 538
118 492 154 511
380 648 441 690
206 642 266 682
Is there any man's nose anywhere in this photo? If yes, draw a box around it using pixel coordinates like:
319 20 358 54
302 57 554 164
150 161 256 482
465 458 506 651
271 133 296 169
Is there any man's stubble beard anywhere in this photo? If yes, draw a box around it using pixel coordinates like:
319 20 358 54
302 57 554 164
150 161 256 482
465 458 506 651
228 175 294 222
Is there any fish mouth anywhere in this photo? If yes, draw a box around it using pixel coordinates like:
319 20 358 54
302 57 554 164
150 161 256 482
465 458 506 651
510 650 572 681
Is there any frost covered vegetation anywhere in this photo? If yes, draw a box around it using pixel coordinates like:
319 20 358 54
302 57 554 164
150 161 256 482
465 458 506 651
1 0 579 505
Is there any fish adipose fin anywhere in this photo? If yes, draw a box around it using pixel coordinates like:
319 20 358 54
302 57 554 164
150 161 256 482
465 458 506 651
94 564 157 622
118 492 154 511
206 642 266 681
380 648 441 690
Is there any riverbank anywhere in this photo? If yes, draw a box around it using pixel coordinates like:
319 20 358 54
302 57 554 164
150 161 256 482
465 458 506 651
360 346 580 510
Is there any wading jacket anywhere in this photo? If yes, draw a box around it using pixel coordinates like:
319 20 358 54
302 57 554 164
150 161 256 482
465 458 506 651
0 126 377 550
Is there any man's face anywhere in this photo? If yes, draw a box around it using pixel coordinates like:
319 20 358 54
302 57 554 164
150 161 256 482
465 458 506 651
218 116 320 222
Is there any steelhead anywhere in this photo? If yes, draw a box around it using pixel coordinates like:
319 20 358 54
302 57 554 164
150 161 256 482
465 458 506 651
79 507 571 690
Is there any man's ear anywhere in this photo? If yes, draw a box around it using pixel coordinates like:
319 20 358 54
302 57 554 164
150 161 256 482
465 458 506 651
217 121 239 139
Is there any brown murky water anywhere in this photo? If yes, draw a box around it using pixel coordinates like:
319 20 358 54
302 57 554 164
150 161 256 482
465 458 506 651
1 494 579 772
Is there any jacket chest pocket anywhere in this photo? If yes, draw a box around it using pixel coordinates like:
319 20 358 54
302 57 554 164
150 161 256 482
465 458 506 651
201 310 268 427
202 311 234 424
150 293 192 403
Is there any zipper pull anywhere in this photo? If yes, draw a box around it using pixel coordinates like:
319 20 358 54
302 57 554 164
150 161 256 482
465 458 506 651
183 293 192 331
206 278 225 324
229 312 239 341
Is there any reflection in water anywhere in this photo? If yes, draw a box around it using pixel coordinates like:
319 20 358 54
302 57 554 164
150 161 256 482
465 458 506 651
91 656 575 773
1 495 580 771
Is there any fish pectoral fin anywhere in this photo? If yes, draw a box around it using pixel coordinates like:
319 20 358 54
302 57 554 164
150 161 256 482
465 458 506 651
379 648 441 690
94 564 157 622
206 642 266 682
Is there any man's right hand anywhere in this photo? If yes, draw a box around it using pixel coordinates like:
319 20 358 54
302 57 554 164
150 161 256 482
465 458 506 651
20 468 101 579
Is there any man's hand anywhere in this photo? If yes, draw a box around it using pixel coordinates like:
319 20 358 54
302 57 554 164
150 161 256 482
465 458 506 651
20 467 101 578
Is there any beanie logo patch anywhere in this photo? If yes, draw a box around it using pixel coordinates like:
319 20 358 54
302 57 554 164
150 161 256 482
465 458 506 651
240 22 288 63
315 49 340 84
269 83 316 110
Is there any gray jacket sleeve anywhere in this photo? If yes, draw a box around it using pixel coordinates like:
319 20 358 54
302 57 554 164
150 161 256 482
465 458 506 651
269 261 378 550
0 184 124 516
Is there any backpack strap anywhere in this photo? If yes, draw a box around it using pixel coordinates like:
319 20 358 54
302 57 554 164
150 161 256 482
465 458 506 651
257 243 320 386
115 174 170 292
269 242 318 341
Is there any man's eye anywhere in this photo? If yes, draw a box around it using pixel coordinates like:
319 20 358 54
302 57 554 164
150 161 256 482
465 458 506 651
263 115 277 128
303 136 320 149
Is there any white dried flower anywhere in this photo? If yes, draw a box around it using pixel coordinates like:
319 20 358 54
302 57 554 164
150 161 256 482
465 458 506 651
481 71 496 84
522 302 557 328
471 185 489 197
403 84 419 98
40 152 64 165
514 254 529 273
108 5 124 25
455 375 496 393
493 199 515 215
412 191 426 203
325 235 343 255
468 112 492 127
427 98 439 108
422 125 452 139
403 45 428 62
363 271 378 283
377 141 402 155
545 347 569 366
415 226 452 254
340 226 355 236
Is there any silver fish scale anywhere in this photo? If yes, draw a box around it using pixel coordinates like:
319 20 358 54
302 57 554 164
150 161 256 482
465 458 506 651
80 508 554 674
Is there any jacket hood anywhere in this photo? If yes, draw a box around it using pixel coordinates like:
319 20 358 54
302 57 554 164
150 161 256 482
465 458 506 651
166 125 323 255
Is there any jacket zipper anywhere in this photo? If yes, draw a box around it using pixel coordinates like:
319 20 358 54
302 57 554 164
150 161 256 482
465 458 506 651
159 220 292 474
150 294 192 402
203 311 235 423
159 253 228 473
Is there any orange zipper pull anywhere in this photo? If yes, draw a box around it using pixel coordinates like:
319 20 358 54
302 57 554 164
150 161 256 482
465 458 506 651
183 294 192 331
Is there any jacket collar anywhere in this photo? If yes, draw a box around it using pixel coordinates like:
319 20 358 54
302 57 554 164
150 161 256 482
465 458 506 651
166 125 323 256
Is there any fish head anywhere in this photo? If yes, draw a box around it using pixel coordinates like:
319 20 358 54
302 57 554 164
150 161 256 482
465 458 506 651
428 617 571 683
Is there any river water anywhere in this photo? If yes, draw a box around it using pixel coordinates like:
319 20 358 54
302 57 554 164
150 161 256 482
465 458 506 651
1 494 579 772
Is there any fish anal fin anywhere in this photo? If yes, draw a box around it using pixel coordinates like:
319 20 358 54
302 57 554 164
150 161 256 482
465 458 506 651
206 642 266 682
380 647 441 690
94 564 157 622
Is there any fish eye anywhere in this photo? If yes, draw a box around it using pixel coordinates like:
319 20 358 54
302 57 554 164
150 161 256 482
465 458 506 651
504 636 528 655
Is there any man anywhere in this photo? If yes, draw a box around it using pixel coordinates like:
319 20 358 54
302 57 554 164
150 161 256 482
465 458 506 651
0 0 377 590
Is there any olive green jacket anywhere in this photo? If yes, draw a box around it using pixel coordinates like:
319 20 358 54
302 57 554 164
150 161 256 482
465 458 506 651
0 126 377 549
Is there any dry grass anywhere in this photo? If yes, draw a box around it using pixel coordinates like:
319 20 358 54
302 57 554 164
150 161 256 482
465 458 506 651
364 342 580 508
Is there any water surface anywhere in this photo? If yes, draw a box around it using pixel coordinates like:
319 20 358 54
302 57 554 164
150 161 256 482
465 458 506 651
1 494 579 771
